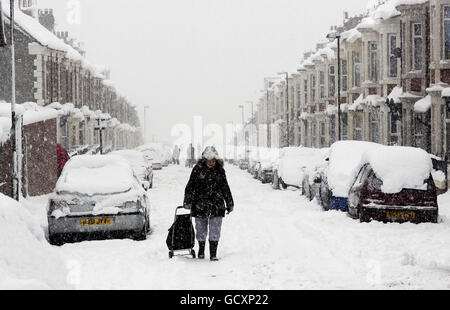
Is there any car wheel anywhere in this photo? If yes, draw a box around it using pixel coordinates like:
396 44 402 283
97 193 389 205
134 218 148 241
169 251 174 259
145 214 150 233
280 178 288 190
359 208 370 223
134 228 147 241
272 171 279 190
49 234 64 246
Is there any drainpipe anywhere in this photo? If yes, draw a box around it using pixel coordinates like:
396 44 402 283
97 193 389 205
425 5 431 153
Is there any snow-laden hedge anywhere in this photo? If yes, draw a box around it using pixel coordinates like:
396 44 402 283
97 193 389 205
0 193 71 289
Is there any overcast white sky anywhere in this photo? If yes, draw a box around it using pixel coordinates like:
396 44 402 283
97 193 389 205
39 0 372 143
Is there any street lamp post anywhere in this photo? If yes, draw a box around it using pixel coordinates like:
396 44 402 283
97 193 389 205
266 90 270 148
144 105 150 144
277 72 289 147
247 101 255 148
95 117 107 154
327 31 342 141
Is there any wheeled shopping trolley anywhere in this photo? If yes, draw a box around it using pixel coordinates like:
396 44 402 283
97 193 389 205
166 206 196 259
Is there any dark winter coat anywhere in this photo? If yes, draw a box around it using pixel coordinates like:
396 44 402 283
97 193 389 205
184 159 234 218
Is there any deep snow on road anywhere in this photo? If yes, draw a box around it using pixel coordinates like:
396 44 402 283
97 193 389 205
27 164 450 290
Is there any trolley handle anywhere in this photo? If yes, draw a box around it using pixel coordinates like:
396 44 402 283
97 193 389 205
174 206 191 218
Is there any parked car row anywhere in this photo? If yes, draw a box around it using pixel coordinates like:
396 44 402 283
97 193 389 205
308 141 441 224
230 142 445 224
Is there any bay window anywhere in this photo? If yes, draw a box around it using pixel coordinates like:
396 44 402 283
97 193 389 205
342 59 348 92
369 42 378 82
329 65 335 97
388 34 398 77
413 23 423 71
320 71 325 98
353 52 361 87
444 7 450 59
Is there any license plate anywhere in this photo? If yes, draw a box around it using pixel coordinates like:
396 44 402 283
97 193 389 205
386 211 416 221
80 217 111 226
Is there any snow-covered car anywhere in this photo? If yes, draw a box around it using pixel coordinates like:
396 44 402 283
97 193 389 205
248 160 259 177
137 144 166 170
273 147 328 190
256 162 274 184
348 146 438 223
431 155 448 195
141 149 163 170
111 150 154 188
315 141 381 211
239 159 249 170
47 155 151 245
301 155 329 202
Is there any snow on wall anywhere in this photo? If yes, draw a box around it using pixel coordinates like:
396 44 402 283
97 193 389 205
0 102 58 144
414 95 431 113
0 193 71 289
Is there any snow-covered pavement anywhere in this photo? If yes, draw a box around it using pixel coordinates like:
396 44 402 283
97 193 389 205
26 164 450 290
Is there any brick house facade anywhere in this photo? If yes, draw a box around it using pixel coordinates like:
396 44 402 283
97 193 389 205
250 1 450 163
0 3 142 154
0 117 57 197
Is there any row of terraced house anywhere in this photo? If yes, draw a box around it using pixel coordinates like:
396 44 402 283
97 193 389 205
248 0 450 161
0 1 141 197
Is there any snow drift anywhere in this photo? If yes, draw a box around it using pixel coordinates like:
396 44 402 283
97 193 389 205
0 193 71 289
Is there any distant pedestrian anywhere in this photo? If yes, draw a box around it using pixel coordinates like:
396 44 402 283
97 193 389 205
173 145 180 165
187 143 196 168
183 146 234 261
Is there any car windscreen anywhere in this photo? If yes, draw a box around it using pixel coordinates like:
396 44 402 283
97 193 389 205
56 165 136 196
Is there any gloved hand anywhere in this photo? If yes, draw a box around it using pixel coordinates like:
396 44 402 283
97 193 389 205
184 204 192 210
227 205 234 214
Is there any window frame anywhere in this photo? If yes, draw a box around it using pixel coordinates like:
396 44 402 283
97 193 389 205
369 41 378 82
443 6 450 60
412 22 423 71
388 34 398 77
354 116 362 141
353 52 361 88
341 59 348 92
329 65 336 98
319 71 325 99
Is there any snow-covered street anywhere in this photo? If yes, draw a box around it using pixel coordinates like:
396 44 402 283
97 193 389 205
23 164 450 290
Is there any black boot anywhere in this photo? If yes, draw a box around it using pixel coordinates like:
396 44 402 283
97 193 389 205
198 241 206 259
209 241 219 261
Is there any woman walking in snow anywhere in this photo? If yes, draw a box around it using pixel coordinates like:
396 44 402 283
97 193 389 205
183 146 234 261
